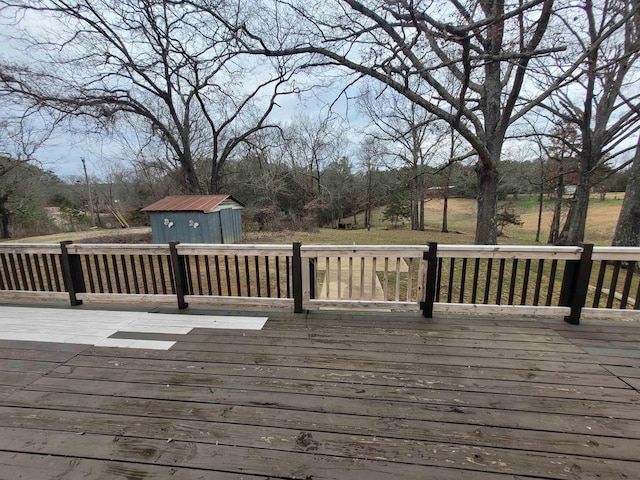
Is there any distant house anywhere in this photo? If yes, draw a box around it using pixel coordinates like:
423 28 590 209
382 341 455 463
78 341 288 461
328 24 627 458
141 195 244 244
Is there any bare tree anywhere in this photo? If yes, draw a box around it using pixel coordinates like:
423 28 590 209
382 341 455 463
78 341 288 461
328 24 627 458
535 0 640 244
0 110 56 237
613 133 640 246
359 84 445 231
195 0 564 243
280 114 345 223
0 0 299 194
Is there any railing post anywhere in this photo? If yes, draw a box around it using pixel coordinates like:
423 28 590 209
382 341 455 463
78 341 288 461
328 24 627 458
169 241 189 310
292 242 303 313
560 243 593 325
59 240 85 306
421 242 438 318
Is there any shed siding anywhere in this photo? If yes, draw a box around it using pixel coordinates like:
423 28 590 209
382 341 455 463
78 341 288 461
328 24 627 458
148 209 240 244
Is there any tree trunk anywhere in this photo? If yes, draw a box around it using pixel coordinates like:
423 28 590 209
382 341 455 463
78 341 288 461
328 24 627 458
613 137 640 246
475 161 498 244
535 182 543 243
442 195 449 233
419 189 425 231
557 181 590 245
0 195 11 239
548 173 564 244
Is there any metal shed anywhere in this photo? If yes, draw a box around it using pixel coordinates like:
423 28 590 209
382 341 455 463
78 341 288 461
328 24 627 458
141 195 244 244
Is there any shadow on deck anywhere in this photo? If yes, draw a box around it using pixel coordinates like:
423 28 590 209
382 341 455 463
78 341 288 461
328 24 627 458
0 303 639 479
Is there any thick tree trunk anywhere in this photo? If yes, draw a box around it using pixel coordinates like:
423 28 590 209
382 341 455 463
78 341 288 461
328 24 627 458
557 181 590 245
613 137 640 246
0 195 11 239
475 161 498 244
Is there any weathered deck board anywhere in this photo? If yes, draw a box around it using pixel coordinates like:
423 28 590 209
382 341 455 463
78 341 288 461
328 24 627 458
0 305 639 479
43 363 638 403
0 451 269 480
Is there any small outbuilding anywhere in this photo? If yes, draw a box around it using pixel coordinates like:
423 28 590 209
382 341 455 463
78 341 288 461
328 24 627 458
142 195 244 244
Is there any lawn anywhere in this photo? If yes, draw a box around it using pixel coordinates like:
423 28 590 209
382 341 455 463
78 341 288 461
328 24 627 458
244 195 624 246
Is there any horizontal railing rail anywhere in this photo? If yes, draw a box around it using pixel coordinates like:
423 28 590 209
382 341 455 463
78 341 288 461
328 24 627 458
1 241 638 324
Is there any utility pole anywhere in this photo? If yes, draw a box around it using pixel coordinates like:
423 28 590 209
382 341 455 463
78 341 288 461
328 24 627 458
81 157 95 227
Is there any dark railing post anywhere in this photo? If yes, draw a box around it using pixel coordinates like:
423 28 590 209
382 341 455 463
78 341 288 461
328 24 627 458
59 240 85 306
169 241 189 310
560 243 593 325
421 242 438 318
292 242 303 313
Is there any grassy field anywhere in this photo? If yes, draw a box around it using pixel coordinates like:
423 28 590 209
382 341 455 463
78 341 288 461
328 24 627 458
244 194 624 246
9 194 624 246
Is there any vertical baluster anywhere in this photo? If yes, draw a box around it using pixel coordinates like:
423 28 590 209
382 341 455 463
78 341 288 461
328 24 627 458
196 255 204 295
253 255 260 297
43 254 54 291
93 255 104 293
24 254 36 290
325 257 330 299
244 256 251 297
496 259 506 305
0 254 6 290
471 258 480 304
337 257 342 299
361 257 366 300
447 258 455 303
606 261 621 308
111 255 121 293
138 255 148 294
120 256 130 293
394 257 401 302
9 255 20 289
234 255 241 296
0 254 11 290
459 258 467 303
286 256 291 298
533 259 544 305
383 257 389 301
508 259 518 305
265 256 272 298
225 255 232 296
275 256 281 298
33 254 45 291
85 255 96 293
130 256 140 294
16 254 28 289
406 258 413 302
592 260 608 307
51 254 62 292
348 257 353 300
157 254 167 294
183 256 193 297
435 257 443 302
620 261 636 309
372 257 377 301
148 255 158 295
545 260 558 306
521 259 531 305
483 258 493 304
214 256 222 296
204 256 213 296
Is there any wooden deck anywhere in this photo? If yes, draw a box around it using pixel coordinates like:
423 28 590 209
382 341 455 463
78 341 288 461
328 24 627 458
0 304 639 479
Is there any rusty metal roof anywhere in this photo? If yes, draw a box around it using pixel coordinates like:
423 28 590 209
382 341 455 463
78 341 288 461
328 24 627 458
141 195 244 212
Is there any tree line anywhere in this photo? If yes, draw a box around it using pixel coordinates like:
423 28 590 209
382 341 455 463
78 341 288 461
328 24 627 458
0 0 639 246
